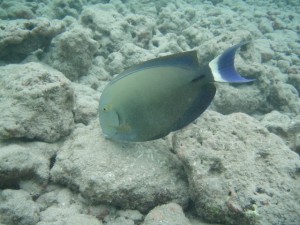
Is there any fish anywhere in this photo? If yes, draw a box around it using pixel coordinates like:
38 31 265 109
99 42 254 142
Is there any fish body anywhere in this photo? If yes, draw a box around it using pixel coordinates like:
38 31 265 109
99 43 254 142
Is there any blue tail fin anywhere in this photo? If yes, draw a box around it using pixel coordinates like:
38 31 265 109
209 42 255 83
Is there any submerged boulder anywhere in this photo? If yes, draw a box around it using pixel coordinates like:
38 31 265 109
0 62 74 142
173 110 300 225
51 121 189 212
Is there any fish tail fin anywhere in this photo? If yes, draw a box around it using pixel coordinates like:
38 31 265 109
209 42 255 83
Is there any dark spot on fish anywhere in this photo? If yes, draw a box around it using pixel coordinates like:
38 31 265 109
191 74 205 83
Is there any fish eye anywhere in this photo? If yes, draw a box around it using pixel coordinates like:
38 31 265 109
102 105 111 112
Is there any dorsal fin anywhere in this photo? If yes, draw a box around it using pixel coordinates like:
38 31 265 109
110 51 200 84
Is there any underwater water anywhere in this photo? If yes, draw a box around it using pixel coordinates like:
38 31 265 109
0 0 300 225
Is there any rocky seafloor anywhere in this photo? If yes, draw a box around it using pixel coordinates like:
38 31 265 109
0 0 300 224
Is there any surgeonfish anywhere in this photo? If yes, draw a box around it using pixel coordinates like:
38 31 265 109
99 42 254 142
